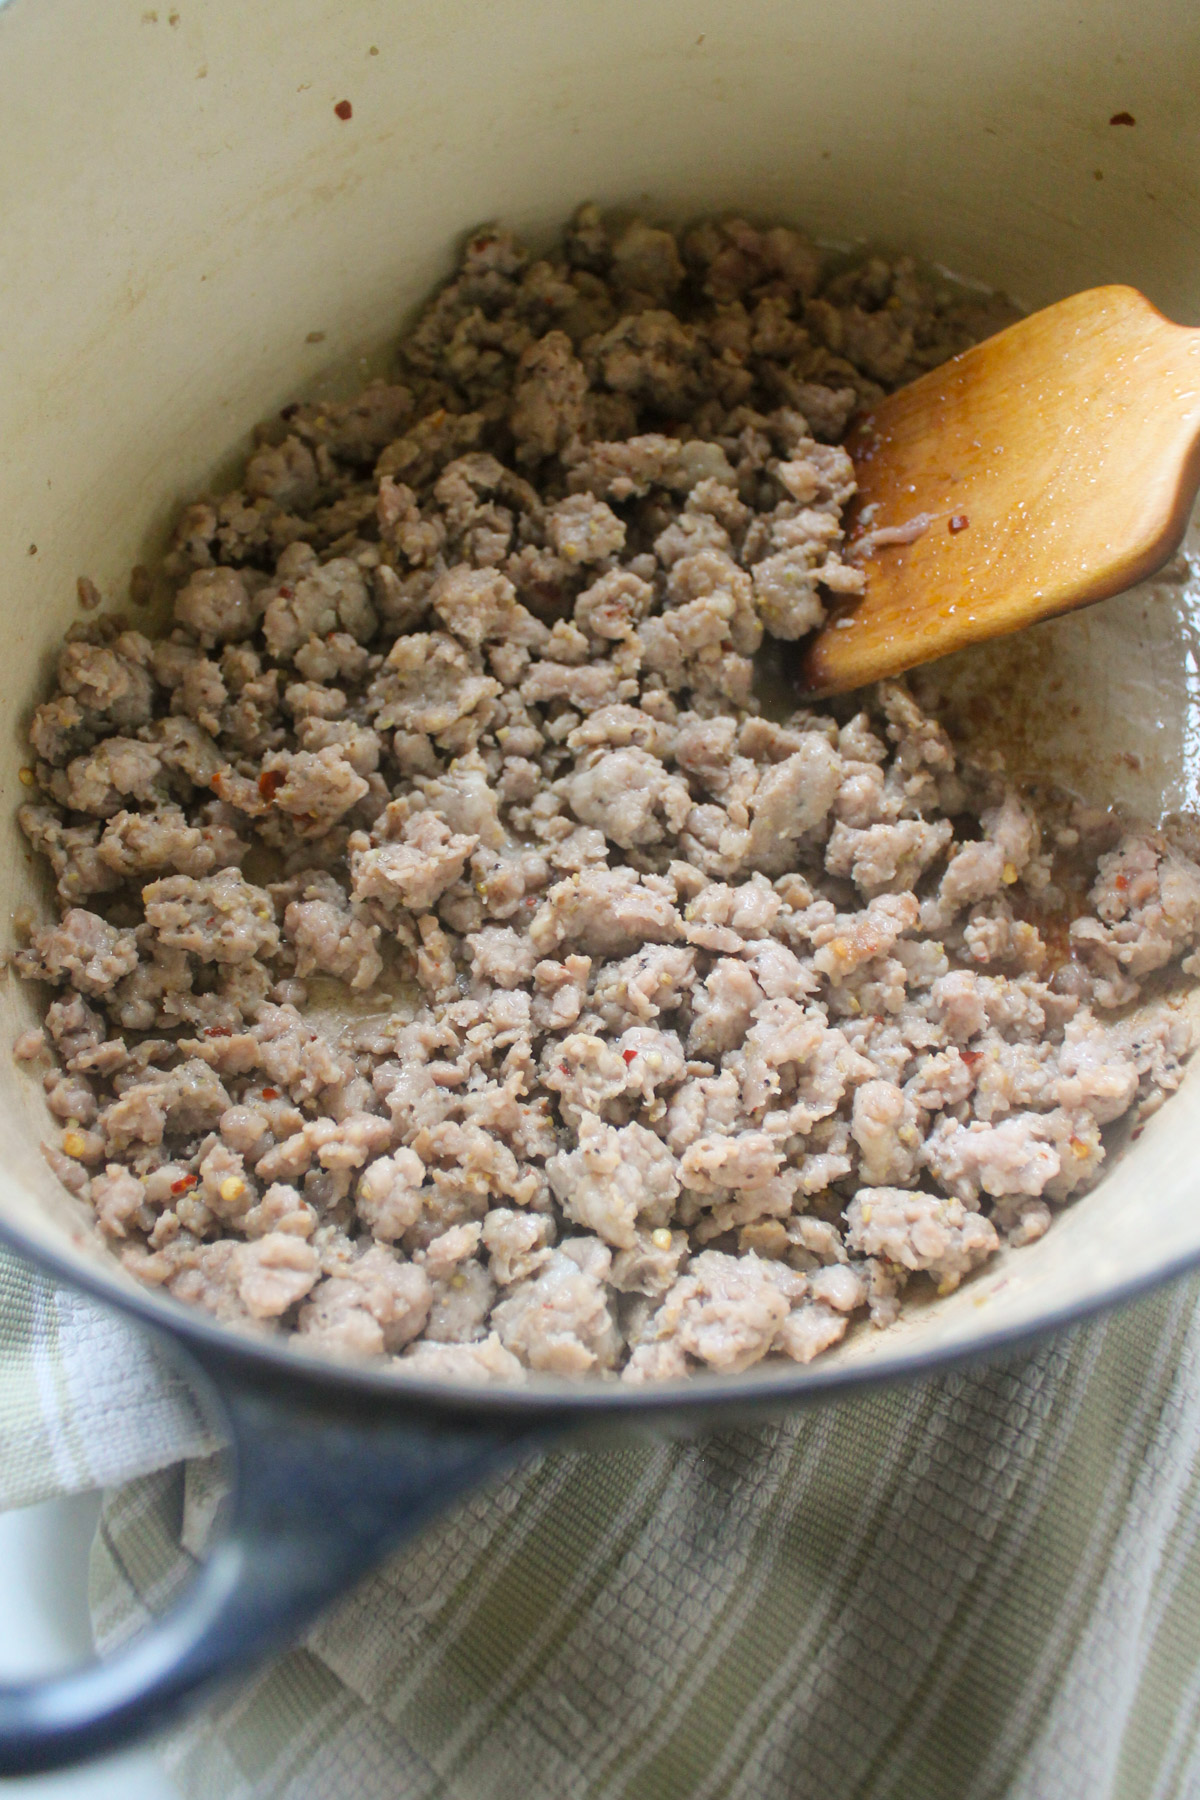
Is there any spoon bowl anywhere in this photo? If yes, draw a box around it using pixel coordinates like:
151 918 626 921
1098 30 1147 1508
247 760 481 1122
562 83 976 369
802 286 1200 696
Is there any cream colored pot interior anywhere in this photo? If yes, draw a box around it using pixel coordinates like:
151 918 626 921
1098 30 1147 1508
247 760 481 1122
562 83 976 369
2 0 1199 1381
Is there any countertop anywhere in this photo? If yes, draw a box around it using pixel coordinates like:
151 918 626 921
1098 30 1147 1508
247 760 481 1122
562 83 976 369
0 1495 177 1798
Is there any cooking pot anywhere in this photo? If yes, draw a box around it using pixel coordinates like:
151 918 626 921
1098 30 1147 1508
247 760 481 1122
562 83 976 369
1 0 1199 1773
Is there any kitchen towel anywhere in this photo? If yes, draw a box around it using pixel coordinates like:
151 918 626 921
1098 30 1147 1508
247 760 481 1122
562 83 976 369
4 1238 1200 1800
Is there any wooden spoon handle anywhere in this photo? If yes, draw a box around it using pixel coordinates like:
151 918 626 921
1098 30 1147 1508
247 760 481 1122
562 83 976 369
801 287 1200 696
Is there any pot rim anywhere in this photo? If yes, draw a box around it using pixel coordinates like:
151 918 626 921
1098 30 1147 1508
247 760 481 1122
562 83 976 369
4 1205 1195 1422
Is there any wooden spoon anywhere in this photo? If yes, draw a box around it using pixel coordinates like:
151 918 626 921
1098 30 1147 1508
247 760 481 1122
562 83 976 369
800 285 1200 697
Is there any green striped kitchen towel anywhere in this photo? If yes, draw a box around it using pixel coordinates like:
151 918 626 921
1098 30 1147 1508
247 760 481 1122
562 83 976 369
5 1240 1200 1800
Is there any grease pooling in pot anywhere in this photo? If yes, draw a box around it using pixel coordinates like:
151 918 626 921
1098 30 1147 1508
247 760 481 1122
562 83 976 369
9 207 1200 1383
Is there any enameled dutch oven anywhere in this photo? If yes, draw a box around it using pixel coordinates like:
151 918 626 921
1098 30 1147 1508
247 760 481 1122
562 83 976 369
2 0 1199 1771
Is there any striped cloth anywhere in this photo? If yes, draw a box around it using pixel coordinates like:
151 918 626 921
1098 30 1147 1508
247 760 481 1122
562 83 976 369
5 1242 1200 1798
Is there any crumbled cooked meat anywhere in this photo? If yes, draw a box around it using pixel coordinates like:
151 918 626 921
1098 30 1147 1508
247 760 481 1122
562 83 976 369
632 1250 804 1375
530 867 682 957
851 1080 923 1186
564 747 691 849
174 568 262 647
547 1113 679 1248
939 793 1040 909
13 207 1195 1384
922 1108 1103 1205
48 737 165 818
491 1242 622 1374
97 805 247 881
298 1245 431 1356
826 818 953 896
16 909 140 995
846 1188 999 1292
466 926 539 990
90 1164 148 1238
481 1207 555 1286
609 1228 688 1298
509 330 588 466
369 631 499 739
255 746 369 835
143 870 280 964
355 1149 427 1240
402 1333 527 1383
262 556 376 659
431 566 547 652
349 810 478 912
545 493 626 564
1071 834 1200 1006
234 1234 320 1318
283 875 382 990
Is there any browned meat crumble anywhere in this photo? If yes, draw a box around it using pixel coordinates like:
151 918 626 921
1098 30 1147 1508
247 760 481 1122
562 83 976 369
11 208 1200 1384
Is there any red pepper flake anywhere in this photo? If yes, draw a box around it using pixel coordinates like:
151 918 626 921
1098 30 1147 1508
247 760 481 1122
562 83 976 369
171 1174 198 1195
261 1087 280 1100
204 1025 232 1038
334 99 353 120
258 768 284 801
962 1050 983 1068
622 1048 638 1065
1109 110 1136 126
1115 873 1129 891
948 513 970 533
209 772 224 794
558 1063 569 1076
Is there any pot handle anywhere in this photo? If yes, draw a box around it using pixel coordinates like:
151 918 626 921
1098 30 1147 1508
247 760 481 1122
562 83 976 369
0 1341 539 1776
